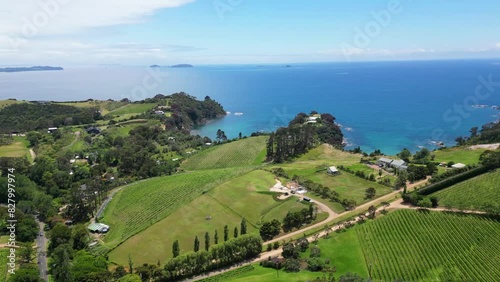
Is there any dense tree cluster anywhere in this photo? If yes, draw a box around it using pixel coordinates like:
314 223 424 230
0 103 101 133
164 93 226 131
266 112 343 163
283 205 315 232
456 122 500 145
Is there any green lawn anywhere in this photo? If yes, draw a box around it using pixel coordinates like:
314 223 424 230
181 136 268 170
203 222 368 282
432 147 487 165
108 170 316 265
278 166 392 213
102 167 253 250
0 136 30 158
433 169 500 211
107 103 157 115
357 209 500 282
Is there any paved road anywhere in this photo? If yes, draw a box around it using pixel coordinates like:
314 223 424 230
36 220 48 281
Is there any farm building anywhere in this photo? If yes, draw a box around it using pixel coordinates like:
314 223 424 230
88 223 110 233
327 166 339 175
86 126 101 134
47 127 58 133
377 158 393 167
377 158 407 170
154 110 165 115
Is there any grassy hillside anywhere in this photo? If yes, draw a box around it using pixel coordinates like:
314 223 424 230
0 99 27 109
432 147 487 164
107 103 157 115
273 145 392 213
357 209 500 282
101 167 253 249
108 170 310 265
432 170 500 211
181 136 268 170
0 136 30 158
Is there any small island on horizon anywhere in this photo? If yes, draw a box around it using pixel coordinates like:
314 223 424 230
150 64 194 68
0 66 64 73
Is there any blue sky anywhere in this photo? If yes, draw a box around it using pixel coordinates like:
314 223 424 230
0 0 499 65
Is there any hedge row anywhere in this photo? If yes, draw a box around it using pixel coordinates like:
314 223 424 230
417 165 491 195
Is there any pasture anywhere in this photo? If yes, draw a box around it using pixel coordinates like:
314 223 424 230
275 164 392 213
107 103 157 115
432 147 487 165
0 99 26 109
102 167 253 249
357 209 500 282
108 170 312 265
181 136 268 170
432 169 500 211
0 136 30 158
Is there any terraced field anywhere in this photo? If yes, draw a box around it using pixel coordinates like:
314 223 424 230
181 136 268 170
433 170 500 211
357 209 500 282
102 167 253 249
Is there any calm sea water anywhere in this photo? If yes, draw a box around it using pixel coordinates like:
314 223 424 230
1 60 499 155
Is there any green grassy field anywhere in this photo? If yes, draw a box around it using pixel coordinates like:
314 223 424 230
109 170 311 265
432 170 500 211
108 103 157 115
0 249 8 282
277 166 392 213
201 222 368 282
102 167 253 249
357 209 500 282
432 147 487 165
0 136 30 158
181 136 268 170
0 99 27 109
269 144 392 213
106 122 150 137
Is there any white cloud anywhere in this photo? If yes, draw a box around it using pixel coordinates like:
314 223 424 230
0 0 194 37
496 42 500 49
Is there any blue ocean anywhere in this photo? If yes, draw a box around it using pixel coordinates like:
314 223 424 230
1 60 499 155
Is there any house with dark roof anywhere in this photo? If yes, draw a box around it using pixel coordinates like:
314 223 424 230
86 126 100 134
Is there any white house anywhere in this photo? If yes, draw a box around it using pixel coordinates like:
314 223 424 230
306 116 319 123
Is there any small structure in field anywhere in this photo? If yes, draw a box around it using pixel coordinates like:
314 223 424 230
327 166 339 175
87 223 110 233
451 163 466 169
